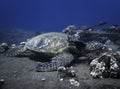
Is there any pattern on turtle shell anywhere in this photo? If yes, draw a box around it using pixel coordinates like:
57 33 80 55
25 32 69 54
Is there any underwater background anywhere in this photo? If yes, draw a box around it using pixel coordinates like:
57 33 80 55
0 0 120 44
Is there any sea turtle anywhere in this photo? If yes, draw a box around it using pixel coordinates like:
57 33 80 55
5 32 86 72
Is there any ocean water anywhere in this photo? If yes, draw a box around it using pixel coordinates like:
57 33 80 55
0 0 120 44
1 1 120 87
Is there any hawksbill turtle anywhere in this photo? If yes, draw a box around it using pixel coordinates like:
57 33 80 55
5 32 86 72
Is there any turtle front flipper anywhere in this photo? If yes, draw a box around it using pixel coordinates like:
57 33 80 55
4 46 23 57
36 53 74 72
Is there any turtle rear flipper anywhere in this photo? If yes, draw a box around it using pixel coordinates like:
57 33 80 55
36 53 74 72
4 46 23 57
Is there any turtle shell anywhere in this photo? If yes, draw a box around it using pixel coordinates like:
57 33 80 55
25 32 69 54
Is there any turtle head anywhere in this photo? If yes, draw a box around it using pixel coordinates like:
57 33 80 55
68 41 86 56
69 41 86 50
73 41 86 50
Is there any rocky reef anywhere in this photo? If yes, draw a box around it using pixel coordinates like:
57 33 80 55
1 22 120 79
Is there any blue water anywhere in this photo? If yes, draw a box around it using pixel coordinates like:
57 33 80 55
0 0 120 32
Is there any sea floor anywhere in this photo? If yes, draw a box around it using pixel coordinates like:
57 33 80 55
0 56 120 89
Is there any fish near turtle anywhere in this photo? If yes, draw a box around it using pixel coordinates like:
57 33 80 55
5 32 86 72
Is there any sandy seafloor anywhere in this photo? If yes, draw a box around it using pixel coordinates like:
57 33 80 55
0 55 120 89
